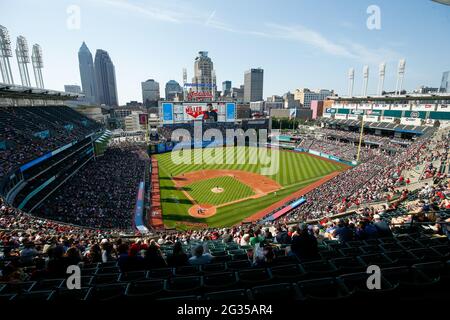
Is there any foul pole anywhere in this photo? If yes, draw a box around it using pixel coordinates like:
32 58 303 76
356 116 364 162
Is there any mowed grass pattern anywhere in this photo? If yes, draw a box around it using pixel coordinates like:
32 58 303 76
156 147 346 228
186 176 254 206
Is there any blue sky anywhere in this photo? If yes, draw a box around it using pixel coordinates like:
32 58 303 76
1 0 450 104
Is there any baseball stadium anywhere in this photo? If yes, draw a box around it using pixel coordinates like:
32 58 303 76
1 14 450 308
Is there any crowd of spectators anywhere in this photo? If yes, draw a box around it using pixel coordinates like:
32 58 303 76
0 106 101 178
1 120 449 285
32 145 148 229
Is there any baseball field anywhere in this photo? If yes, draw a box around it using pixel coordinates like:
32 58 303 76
155 146 347 229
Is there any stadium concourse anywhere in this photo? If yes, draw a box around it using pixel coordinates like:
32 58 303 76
0 99 449 302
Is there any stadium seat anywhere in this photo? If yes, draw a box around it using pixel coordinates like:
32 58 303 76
0 281 35 294
398 239 423 250
339 247 364 257
0 294 16 302
95 265 120 275
250 283 303 301
301 260 338 279
165 276 202 295
10 290 54 302
28 279 65 292
80 267 98 276
364 239 382 246
51 287 91 302
226 260 252 270
230 253 249 261
237 268 273 286
270 264 306 282
297 277 351 301
200 262 227 273
346 240 366 248
430 245 450 260
357 253 395 268
269 255 300 266
204 289 250 301
360 245 382 254
203 272 238 292
173 265 201 276
85 283 128 301
212 255 232 263
319 249 343 260
228 249 246 255
409 247 443 262
337 272 397 300
118 271 148 282
379 242 404 252
124 279 166 300
384 250 420 266
331 257 367 273
90 273 121 285
381 266 439 297
211 250 227 257
147 267 173 279
412 261 450 286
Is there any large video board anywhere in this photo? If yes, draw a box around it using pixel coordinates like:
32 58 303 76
160 102 236 124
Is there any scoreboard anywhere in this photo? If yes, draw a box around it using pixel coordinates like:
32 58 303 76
160 102 236 124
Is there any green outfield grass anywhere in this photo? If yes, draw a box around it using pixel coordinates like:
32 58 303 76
186 176 254 206
156 146 346 228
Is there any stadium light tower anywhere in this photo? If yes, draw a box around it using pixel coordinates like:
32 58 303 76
377 62 386 96
16 36 32 87
31 44 44 88
0 25 14 84
347 68 354 96
395 59 406 95
362 65 369 96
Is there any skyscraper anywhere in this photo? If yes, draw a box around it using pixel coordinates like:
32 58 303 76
439 71 449 93
192 51 215 98
244 68 263 102
222 80 232 97
94 49 118 106
78 42 97 103
165 80 182 100
142 79 160 107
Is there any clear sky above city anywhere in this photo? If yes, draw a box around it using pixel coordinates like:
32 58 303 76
2 0 450 104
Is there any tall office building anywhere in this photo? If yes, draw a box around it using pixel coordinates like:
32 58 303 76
94 49 118 106
78 42 97 103
244 68 264 102
192 51 215 97
142 79 160 107
165 80 182 100
439 71 449 93
222 80 232 97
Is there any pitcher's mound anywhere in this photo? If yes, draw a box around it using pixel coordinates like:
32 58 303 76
211 187 224 193
188 204 216 218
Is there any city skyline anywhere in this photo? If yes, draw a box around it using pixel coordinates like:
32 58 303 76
1 0 450 104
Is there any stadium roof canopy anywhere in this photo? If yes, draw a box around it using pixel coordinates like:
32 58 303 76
0 83 79 100
328 93 450 102
321 118 434 134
